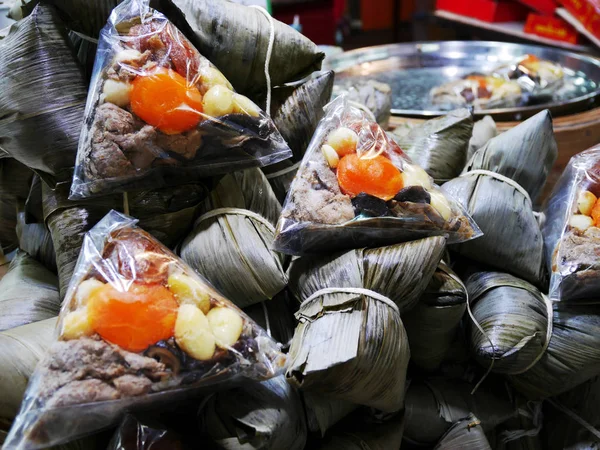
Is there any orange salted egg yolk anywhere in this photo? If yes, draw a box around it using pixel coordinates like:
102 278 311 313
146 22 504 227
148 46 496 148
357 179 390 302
130 68 204 135
337 153 403 201
87 283 179 352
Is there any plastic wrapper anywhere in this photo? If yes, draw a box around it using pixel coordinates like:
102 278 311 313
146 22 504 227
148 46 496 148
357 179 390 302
273 96 481 256
4 210 286 449
107 414 185 450
493 54 564 99
69 0 291 199
332 79 392 128
544 146 600 301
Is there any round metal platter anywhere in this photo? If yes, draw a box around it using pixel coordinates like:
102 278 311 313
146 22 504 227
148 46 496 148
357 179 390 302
325 41 600 120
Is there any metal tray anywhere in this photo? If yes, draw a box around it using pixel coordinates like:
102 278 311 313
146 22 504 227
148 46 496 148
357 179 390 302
325 41 600 120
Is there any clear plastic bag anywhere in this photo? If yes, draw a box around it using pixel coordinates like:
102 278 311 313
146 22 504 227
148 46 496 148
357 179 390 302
273 96 481 256
544 146 600 301
492 54 564 99
107 414 185 450
4 210 286 449
69 0 292 200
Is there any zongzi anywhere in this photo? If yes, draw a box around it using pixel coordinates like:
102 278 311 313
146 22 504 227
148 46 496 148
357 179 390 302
0 4 86 186
404 378 516 445
244 289 297 347
156 0 325 99
403 263 467 371
468 116 497 161
180 169 287 308
543 146 600 301
0 251 60 331
390 109 473 183
464 109 557 202
0 317 56 425
303 393 357 437
274 96 480 255
4 210 286 449
199 376 307 450
16 208 56 272
70 0 291 199
466 271 551 375
442 172 546 286
430 75 522 110
509 301 600 399
0 158 33 253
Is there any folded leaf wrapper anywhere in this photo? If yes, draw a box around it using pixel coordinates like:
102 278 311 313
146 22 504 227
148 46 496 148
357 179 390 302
70 0 291 199
155 0 325 100
0 159 33 253
0 4 87 187
332 79 393 128
4 210 286 449
433 414 492 450
543 146 600 301
274 96 480 255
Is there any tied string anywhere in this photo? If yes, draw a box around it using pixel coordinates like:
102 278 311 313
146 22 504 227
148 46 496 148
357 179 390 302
249 5 275 117
194 207 276 234
265 161 301 179
122 192 130 216
500 401 543 443
70 30 99 44
261 301 272 338
302 287 400 316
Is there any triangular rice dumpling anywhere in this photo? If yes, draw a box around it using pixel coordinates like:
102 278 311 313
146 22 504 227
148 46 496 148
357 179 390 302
0 4 87 187
4 210 286 449
156 0 325 99
332 79 393 128
274 96 481 256
70 0 292 199
0 158 33 253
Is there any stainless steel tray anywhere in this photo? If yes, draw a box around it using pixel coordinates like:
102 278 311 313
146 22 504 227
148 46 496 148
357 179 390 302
325 41 600 120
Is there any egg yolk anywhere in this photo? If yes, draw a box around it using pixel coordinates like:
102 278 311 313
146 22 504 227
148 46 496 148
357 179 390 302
87 283 179 352
337 153 404 201
130 68 204 135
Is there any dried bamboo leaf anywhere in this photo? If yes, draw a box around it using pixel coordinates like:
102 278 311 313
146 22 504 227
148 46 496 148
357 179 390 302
286 292 410 412
466 271 550 375
316 412 404 450
181 169 287 308
403 263 467 371
200 376 307 450
263 160 298 204
0 251 59 331
332 80 392 128
273 71 335 161
288 236 445 312
244 290 297 347
0 158 33 253
434 414 492 450
391 109 473 183
0 317 56 424
303 393 357 437
509 302 600 399
25 175 44 224
157 0 324 99
468 116 497 161
443 173 546 286
464 110 557 202
16 209 56 272
0 4 87 186
404 378 516 445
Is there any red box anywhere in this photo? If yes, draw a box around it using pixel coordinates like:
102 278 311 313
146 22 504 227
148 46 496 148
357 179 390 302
437 0 530 22
517 0 557 14
524 13 580 42
558 0 594 25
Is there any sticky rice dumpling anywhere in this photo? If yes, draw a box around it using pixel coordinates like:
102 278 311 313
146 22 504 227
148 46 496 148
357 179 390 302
155 0 325 99
543 146 600 301
4 211 286 449
70 0 291 199
433 414 492 450
0 159 33 253
332 79 393 128
274 96 480 255
0 4 87 187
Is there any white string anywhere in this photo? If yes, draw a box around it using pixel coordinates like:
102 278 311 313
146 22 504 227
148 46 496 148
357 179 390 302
348 100 377 122
194 207 275 233
463 169 532 206
265 161 301 179
501 402 543 443
250 6 275 117
71 30 99 44
302 287 400 316
510 293 553 375
547 398 600 440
